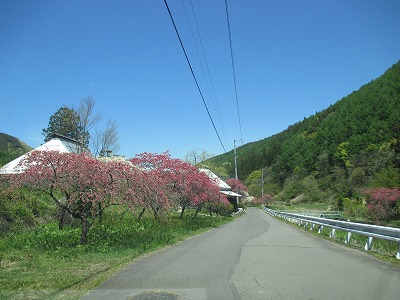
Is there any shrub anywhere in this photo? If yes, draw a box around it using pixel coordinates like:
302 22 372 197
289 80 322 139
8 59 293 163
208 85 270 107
0 187 55 235
363 188 400 222
342 197 368 219
204 200 233 216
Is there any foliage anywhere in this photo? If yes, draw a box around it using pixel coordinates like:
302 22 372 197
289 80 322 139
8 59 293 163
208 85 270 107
225 178 247 194
370 166 400 188
252 193 275 206
0 187 55 235
0 133 32 167
184 149 213 165
245 169 281 198
3 151 140 244
363 188 400 222
342 197 368 219
2 150 229 244
42 106 88 147
205 61 400 208
204 195 233 216
130 152 224 219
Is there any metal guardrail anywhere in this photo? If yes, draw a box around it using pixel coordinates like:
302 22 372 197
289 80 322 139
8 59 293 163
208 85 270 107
262 207 400 259
280 210 343 218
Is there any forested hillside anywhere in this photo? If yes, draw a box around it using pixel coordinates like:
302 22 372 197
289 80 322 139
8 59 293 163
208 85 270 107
205 61 400 205
0 133 32 167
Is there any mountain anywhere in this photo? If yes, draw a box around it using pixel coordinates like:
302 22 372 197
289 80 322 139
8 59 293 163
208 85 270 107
0 133 33 167
205 61 400 203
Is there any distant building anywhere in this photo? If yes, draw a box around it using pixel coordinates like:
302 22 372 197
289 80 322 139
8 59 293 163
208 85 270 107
199 168 241 211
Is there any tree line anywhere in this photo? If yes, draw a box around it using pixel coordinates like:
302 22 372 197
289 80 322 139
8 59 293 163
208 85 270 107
206 61 400 220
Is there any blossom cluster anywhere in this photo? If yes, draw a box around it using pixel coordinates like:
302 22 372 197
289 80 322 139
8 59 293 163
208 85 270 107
363 188 400 221
1 150 228 243
4 150 225 220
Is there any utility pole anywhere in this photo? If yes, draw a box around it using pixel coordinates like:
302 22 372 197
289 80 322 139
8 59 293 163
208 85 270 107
261 168 264 198
234 140 238 182
234 139 242 210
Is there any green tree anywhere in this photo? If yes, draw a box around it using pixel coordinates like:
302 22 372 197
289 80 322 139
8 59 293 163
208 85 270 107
335 141 352 170
371 167 400 188
42 106 88 147
184 149 213 165
205 60 400 203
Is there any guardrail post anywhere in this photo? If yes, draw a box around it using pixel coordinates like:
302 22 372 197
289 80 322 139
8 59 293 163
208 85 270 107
330 228 336 238
310 223 315 231
364 237 373 251
318 225 323 234
345 232 352 244
397 243 400 260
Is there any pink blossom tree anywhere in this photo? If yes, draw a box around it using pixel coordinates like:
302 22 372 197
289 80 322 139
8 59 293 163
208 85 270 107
225 178 247 195
205 194 232 216
2 150 233 244
130 152 223 219
130 152 179 220
180 169 222 218
363 188 400 222
6 150 143 244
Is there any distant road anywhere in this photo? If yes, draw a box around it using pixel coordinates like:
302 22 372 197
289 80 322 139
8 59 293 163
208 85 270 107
82 208 400 300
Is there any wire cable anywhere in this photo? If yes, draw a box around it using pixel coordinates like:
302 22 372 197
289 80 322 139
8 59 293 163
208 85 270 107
224 0 243 142
163 0 226 152
188 0 230 147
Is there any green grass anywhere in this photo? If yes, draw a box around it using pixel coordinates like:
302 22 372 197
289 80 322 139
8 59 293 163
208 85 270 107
0 210 233 300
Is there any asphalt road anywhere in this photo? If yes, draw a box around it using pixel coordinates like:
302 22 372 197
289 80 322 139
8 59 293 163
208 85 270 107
82 208 400 300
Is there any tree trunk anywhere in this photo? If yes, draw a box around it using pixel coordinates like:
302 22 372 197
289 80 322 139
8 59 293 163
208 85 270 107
152 206 159 220
194 205 201 217
98 203 103 223
58 207 66 230
180 204 186 219
138 207 146 222
80 218 89 245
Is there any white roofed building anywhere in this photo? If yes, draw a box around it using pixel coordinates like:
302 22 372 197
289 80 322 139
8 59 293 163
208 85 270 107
199 168 241 211
0 134 82 174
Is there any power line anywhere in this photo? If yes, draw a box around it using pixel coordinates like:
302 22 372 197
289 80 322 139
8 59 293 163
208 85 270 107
186 0 228 148
163 0 226 153
224 0 243 142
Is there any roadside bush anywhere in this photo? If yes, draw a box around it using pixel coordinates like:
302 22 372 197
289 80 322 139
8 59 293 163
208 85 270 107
302 175 325 202
204 201 233 216
342 197 368 219
363 188 400 222
0 187 55 235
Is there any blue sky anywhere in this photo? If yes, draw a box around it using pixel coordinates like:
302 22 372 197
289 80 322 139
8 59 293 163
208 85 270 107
1 0 399 159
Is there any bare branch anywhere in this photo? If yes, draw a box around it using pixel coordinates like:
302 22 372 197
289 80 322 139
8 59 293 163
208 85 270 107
91 119 120 157
76 97 102 132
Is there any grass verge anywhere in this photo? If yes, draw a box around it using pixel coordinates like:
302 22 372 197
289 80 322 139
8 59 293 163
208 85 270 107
0 211 233 299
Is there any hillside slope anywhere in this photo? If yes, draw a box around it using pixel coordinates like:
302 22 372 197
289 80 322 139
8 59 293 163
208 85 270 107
206 61 400 202
0 133 32 167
